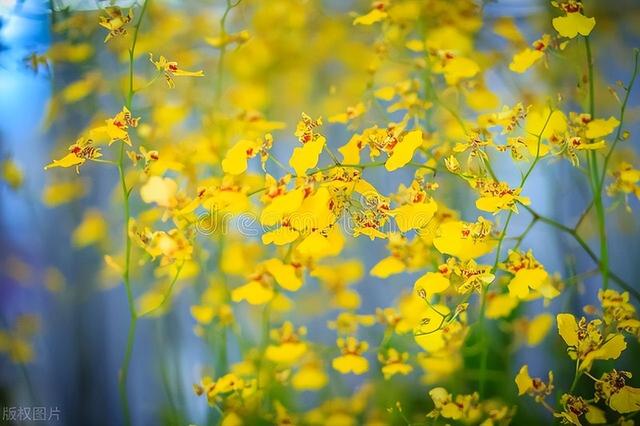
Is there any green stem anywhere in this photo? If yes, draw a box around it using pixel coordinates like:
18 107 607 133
118 2 150 425
583 36 609 291
476 111 552 397
139 262 185 317
215 0 242 109
598 48 639 190
568 360 582 395
523 205 640 301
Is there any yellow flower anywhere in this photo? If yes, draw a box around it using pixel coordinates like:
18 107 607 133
598 289 640 335
140 176 178 208
296 229 342 259
100 107 140 146
524 107 567 156
231 258 302 306
149 53 204 88
190 304 215 325
260 188 305 226
557 313 627 370
222 139 262 175
265 322 308 364
378 348 413 379
433 55 480 86
486 293 519 319
474 180 530 214
556 394 604 426
515 365 554 398
327 312 374 336
292 361 328 391
98 7 133 42
585 117 620 139
1 159 23 189
552 12 595 39
0 314 39 364
289 113 325 176
72 209 107 247
353 5 387 26
370 256 405 278
263 258 303 292
44 137 102 172
607 162 640 201
525 313 553 346
509 48 544 74
414 272 450 299
433 217 495 261
205 30 250 48
194 373 244 403
332 337 369 375
385 130 423 171
413 304 455 352
391 199 438 232
328 103 366 124
310 261 362 310
427 387 480 421
262 226 299 246
595 370 640 414
502 250 549 299
231 280 274 305
288 186 335 232
493 16 525 43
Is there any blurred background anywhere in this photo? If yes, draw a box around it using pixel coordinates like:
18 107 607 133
0 0 639 425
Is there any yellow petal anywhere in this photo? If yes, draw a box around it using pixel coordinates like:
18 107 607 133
295 231 332 259
190 305 215 324
585 405 607 424
289 186 334 231
552 13 595 39
222 139 258 175
72 209 107 247
265 342 307 364
231 281 274 305
609 386 640 414
370 256 405 278
140 176 178 208
260 189 305 226
391 199 437 232
405 39 424 52
292 365 328 391
44 153 85 170
374 86 396 101
441 402 463 420
172 69 204 77
583 334 626 369
556 313 579 346
585 117 620 139
433 221 495 261
262 227 299 245
385 130 423 171
332 354 369 374
442 56 479 85
353 9 387 26
527 313 553 346
515 365 533 395
414 272 450 297
508 268 548 299
509 48 544 74
338 134 363 164
486 293 519 319
289 136 325 176
264 259 302 292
